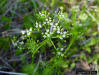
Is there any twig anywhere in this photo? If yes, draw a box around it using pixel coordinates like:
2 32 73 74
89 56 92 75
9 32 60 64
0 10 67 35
33 54 42 74
1 29 42 37
8 53 28 62
1 0 17 18
0 71 28 75
3 0 13 9
86 9 96 21
8 58 21 62
35 0 43 8
98 23 99 33
0 57 14 70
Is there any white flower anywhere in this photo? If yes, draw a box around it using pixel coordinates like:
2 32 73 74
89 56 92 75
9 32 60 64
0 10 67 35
62 34 65 37
45 19 48 21
41 14 44 16
47 21 50 24
55 23 58 26
50 32 53 34
62 15 64 17
43 35 46 38
29 28 32 32
19 41 24 45
27 32 30 35
21 30 25 34
50 23 53 26
61 54 64 57
36 22 38 28
64 31 67 34
47 34 50 37
57 52 61 55
49 17 51 19
39 24 42 28
60 37 63 39
49 20 51 22
57 30 60 33
60 14 64 17
13 42 17 46
60 32 63 34
36 25 38 28
39 12 41 14
46 29 49 32
60 48 64 51
43 22 46 24
45 32 48 35
36 22 38 25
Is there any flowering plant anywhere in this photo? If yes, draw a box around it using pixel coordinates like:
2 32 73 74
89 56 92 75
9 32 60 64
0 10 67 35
12 11 72 58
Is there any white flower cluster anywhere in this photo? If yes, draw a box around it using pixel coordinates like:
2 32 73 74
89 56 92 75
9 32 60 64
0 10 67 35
44 23 67 39
12 40 24 47
42 21 67 39
12 28 33 49
57 48 64 57
39 12 68 39
20 11 69 40
58 11 65 18
35 22 42 29
45 18 52 24
39 12 45 16
21 28 32 36
39 11 48 18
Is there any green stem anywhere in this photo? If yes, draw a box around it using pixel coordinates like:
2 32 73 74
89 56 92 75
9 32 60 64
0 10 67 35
50 38 57 51
32 39 48 60
31 0 37 10
65 35 76 54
